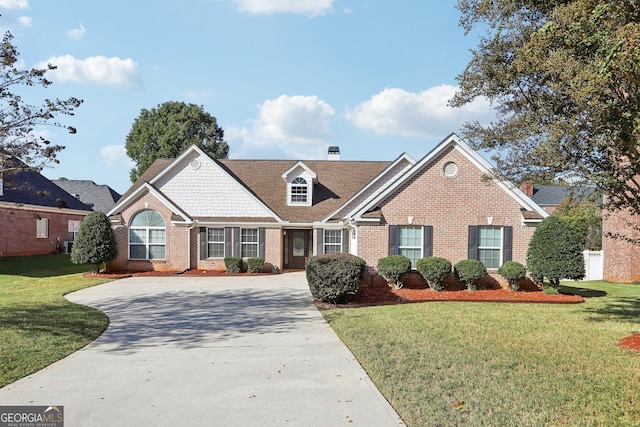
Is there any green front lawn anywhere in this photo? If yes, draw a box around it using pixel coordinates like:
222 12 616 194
324 281 640 427
0 255 110 387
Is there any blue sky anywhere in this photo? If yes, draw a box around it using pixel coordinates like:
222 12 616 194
1 0 493 194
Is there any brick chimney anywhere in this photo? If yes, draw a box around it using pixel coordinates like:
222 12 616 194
521 181 534 197
328 146 340 161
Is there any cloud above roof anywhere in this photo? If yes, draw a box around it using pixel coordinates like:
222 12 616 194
228 94 334 159
232 0 335 17
345 85 494 138
36 55 141 87
0 0 28 9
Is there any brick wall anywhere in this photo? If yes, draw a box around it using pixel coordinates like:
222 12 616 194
357 146 537 270
602 208 640 282
0 206 88 257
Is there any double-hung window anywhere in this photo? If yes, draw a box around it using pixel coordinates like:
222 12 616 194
290 177 308 204
129 209 166 260
207 228 225 257
478 227 502 269
323 229 342 253
398 226 422 266
241 228 259 257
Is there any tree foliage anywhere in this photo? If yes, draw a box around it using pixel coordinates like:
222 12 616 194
452 0 640 215
526 216 585 287
70 211 118 273
553 194 602 250
0 30 82 173
125 101 229 182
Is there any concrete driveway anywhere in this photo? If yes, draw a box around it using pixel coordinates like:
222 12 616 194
0 272 404 427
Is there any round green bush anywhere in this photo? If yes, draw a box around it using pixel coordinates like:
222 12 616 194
527 216 585 288
454 259 487 291
70 211 118 273
416 257 452 291
376 255 412 289
497 261 527 291
306 253 366 304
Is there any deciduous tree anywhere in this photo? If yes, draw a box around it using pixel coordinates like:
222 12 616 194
0 30 82 173
451 0 640 215
125 101 229 182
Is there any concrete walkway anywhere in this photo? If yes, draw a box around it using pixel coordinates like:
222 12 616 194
0 272 405 427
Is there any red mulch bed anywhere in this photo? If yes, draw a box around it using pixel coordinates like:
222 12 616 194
619 334 640 353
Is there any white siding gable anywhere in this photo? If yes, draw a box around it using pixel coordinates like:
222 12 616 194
154 151 276 218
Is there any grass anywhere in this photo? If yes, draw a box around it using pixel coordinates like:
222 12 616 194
323 281 640 427
0 254 110 388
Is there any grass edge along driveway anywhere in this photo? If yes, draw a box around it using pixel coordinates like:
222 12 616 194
323 281 640 427
0 255 110 388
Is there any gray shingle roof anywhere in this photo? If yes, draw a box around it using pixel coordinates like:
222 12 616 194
531 185 599 206
52 179 121 212
1 157 93 211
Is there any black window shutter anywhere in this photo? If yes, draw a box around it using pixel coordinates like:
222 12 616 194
199 227 207 260
259 227 266 258
233 227 240 257
316 229 324 255
468 225 479 260
342 229 350 253
224 227 232 257
422 226 433 257
503 226 513 263
388 225 398 255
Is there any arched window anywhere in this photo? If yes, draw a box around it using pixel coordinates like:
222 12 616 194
129 209 166 260
291 177 308 204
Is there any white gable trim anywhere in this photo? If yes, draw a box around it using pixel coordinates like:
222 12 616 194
320 153 416 223
146 145 284 223
107 182 191 222
281 161 317 183
353 133 548 220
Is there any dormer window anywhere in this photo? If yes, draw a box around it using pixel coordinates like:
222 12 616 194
291 177 308 204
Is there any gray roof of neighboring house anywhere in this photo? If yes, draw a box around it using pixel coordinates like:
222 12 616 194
1 157 93 211
52 179 121 212
531 185 599 206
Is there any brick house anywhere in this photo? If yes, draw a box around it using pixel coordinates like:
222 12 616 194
0 157 94 257
106 133 548 274
602 208 640 283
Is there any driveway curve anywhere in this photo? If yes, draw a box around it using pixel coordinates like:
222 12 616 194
0 272 404 427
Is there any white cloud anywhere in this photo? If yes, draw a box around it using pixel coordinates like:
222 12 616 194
346 85 494 139
227 94 335 159
0 0 28 9
67 22 85 40
17 16 31 27
100 144 134 168
36 55 141 87
232 0 334 17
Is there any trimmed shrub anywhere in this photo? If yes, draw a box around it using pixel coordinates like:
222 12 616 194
527 216 585 288
498 261 527 291
224 256 243 274
247 257 265 273
454 259 487 292
70 211 118 273
376 255 412 289
306 253 366 304
416 257 452 291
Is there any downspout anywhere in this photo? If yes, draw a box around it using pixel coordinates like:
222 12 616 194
180 221 197 274
346 218 358 256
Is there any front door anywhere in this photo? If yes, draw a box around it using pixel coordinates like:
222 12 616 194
286 230 311 269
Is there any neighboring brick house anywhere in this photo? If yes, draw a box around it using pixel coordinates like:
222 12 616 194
0 157 94 257
107 134 548 275
602 208 640 283
52 179 121 213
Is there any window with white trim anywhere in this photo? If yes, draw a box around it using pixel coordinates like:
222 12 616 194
207 227 225 257
241 228 259 257
68 220 82 241
36 218 48 238
129 209 166 260
324 229 342 253
399 226 422 266
478 226 502 269
290 177 308 204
